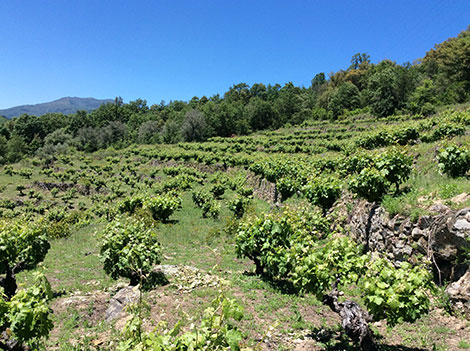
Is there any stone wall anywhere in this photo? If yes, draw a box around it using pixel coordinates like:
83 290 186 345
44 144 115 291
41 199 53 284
331 193 470 314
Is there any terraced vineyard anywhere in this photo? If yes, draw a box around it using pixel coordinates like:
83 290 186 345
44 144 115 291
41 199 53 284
2 107 470 350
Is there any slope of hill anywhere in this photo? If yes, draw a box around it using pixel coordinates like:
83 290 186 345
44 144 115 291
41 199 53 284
0 97 113 118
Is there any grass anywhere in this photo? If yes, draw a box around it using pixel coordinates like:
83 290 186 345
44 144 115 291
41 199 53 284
4 112 470 350
459 340 470 349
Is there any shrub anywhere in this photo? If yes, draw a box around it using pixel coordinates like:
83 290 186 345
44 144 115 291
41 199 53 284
118 295 243 350
192 189 212 208
210 182 226 199
276 176 300 201
302 175 342 212
290 236 368 297
360 258 432 326
144 194 181 222
100 217 161 286
375 148 413 192
202 199 221 219
348 167 390 202
235 206 329 277
0 219 52 349
437 145 470 177
228 195 251 219
118 196 144 214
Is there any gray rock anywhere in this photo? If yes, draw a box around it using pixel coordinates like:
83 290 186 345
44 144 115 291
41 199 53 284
429 203 450 213
411 227 426 240
105 286 140 322
446 271 470 316
453 218 470 232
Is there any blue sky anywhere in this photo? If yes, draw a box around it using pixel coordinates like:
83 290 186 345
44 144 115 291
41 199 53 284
0 0 469 109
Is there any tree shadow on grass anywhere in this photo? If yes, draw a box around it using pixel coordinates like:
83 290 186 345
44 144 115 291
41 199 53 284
241 270 298 295
309 326 429 351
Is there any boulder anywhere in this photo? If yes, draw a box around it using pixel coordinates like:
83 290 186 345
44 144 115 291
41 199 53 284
431 208 470 281
446 271 470 316
105 286 140 322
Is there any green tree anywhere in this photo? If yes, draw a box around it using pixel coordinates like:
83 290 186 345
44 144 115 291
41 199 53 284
245 97 277 131
181 109 208 142
328 82 361 118
161 120 181 144
138 120 162 144
407 79 437 115
367 65 400 117
6 135 27 163
422 26 470 102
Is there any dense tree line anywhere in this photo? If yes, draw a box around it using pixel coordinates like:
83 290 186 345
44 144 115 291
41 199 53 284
0 27 469 164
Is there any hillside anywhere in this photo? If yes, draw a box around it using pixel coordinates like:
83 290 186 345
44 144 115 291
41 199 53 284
0 97 113 118
1 27 470 351
1 107 470 350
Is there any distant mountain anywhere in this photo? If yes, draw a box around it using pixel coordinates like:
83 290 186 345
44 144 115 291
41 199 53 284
0 97 114 119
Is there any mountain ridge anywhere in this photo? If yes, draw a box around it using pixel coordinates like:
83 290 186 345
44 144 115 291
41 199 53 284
0 97 114 118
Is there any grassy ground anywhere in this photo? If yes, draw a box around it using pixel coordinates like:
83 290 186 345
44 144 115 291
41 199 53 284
4 111 470 350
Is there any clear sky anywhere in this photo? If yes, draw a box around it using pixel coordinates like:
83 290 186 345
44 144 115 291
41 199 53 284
0 0 469 109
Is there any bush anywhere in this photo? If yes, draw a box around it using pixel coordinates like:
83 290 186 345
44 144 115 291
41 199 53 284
100 217 161 286
144 194 181 222
302 175 342 212
210 182 226 199
290 236 368 297
235 206 329 277
360 258 432 326
202 199 221 219
118 295 243 350
118 196 144 214
348 167 390 202
0 219 52 349
6 274 53 345
375 148 413 192
437 145 470 177
228 195 251 219
192 189 212 208
276 176 300 201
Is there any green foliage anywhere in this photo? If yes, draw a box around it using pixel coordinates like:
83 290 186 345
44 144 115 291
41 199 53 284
302 175 342 211
228 195 251 219
437 144 470 177
422 122 465 142
7 273 53 345
290 236 368 297
348 167 390 202
0 219 50 274
235 205 329 277
192 189 220 219
192 189 212 208
100 217 161 285
276 176 300 201
202 199 221 219
328 82 361 119
117 295 244 351
375 148 413 190
210 182 226 199
118 196 144 214
144 194 181 222
360 258 432 327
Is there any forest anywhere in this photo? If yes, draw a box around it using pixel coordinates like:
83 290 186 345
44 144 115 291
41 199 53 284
0 27 469 165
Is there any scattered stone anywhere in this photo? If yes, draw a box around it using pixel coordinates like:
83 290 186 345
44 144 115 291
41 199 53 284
152 264 228 293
